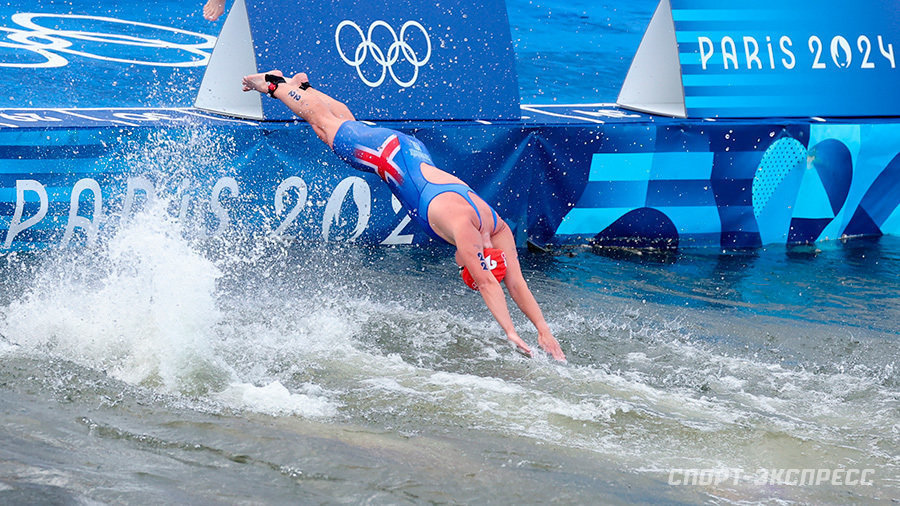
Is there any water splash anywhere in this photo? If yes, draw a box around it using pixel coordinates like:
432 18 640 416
0 129 339 418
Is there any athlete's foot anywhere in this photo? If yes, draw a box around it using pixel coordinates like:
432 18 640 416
241 70 283 93
203 0 226 21
288 73 310 87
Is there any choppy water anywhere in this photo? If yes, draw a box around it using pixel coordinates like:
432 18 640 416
2 0 900 504
1 181 898 503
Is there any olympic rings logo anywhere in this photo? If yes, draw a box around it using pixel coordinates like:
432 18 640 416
0 13 215 68
335 20 432 88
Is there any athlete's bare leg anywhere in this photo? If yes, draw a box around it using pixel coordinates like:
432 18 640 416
241 70 351 147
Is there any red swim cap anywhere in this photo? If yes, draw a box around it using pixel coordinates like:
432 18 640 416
460 248 507 290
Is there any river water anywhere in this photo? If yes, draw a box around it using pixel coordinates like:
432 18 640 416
1 190 898 503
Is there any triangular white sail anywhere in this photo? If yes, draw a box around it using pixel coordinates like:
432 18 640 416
616 0 685 118
194 0 263 119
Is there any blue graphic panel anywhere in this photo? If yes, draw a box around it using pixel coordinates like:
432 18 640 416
0 1 217 109
792 168 835 220
247 0 521 121
672 0 900 117
595 208 679 249
0 111 898 251
846 152 900 237
553 138 723 247
752 137 806 218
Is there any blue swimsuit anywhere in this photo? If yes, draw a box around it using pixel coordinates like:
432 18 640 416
332 121 498 243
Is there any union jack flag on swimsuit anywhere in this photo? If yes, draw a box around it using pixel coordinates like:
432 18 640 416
353 135 404 186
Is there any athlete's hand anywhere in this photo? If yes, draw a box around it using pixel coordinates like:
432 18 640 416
506 332 533 358
538 331 566 362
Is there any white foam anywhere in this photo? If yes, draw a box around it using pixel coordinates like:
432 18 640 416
216 381 339 418
0 338 14 355
0 197 230 393
625 351 650 364
540 397 631 422
361 376 424 396
427 371 525 395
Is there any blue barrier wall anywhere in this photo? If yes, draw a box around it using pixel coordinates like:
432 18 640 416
1 108 898 251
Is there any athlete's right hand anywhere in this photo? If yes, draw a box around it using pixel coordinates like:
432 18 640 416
538 331 566 362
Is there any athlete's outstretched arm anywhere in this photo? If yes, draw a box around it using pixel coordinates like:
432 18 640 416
453 221 534 356
490 227 565 361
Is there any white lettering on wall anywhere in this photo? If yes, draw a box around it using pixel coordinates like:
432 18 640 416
62 178 103 247
4 179 49 249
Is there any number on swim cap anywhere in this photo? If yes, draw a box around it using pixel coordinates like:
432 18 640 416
461 248 507 290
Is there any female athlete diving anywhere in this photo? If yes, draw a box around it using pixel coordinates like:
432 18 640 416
242 70 565 361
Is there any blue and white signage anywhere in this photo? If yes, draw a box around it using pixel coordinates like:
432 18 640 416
618 0 900 118
197 0 520 121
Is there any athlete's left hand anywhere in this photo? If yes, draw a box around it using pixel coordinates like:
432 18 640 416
506 331 533 358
